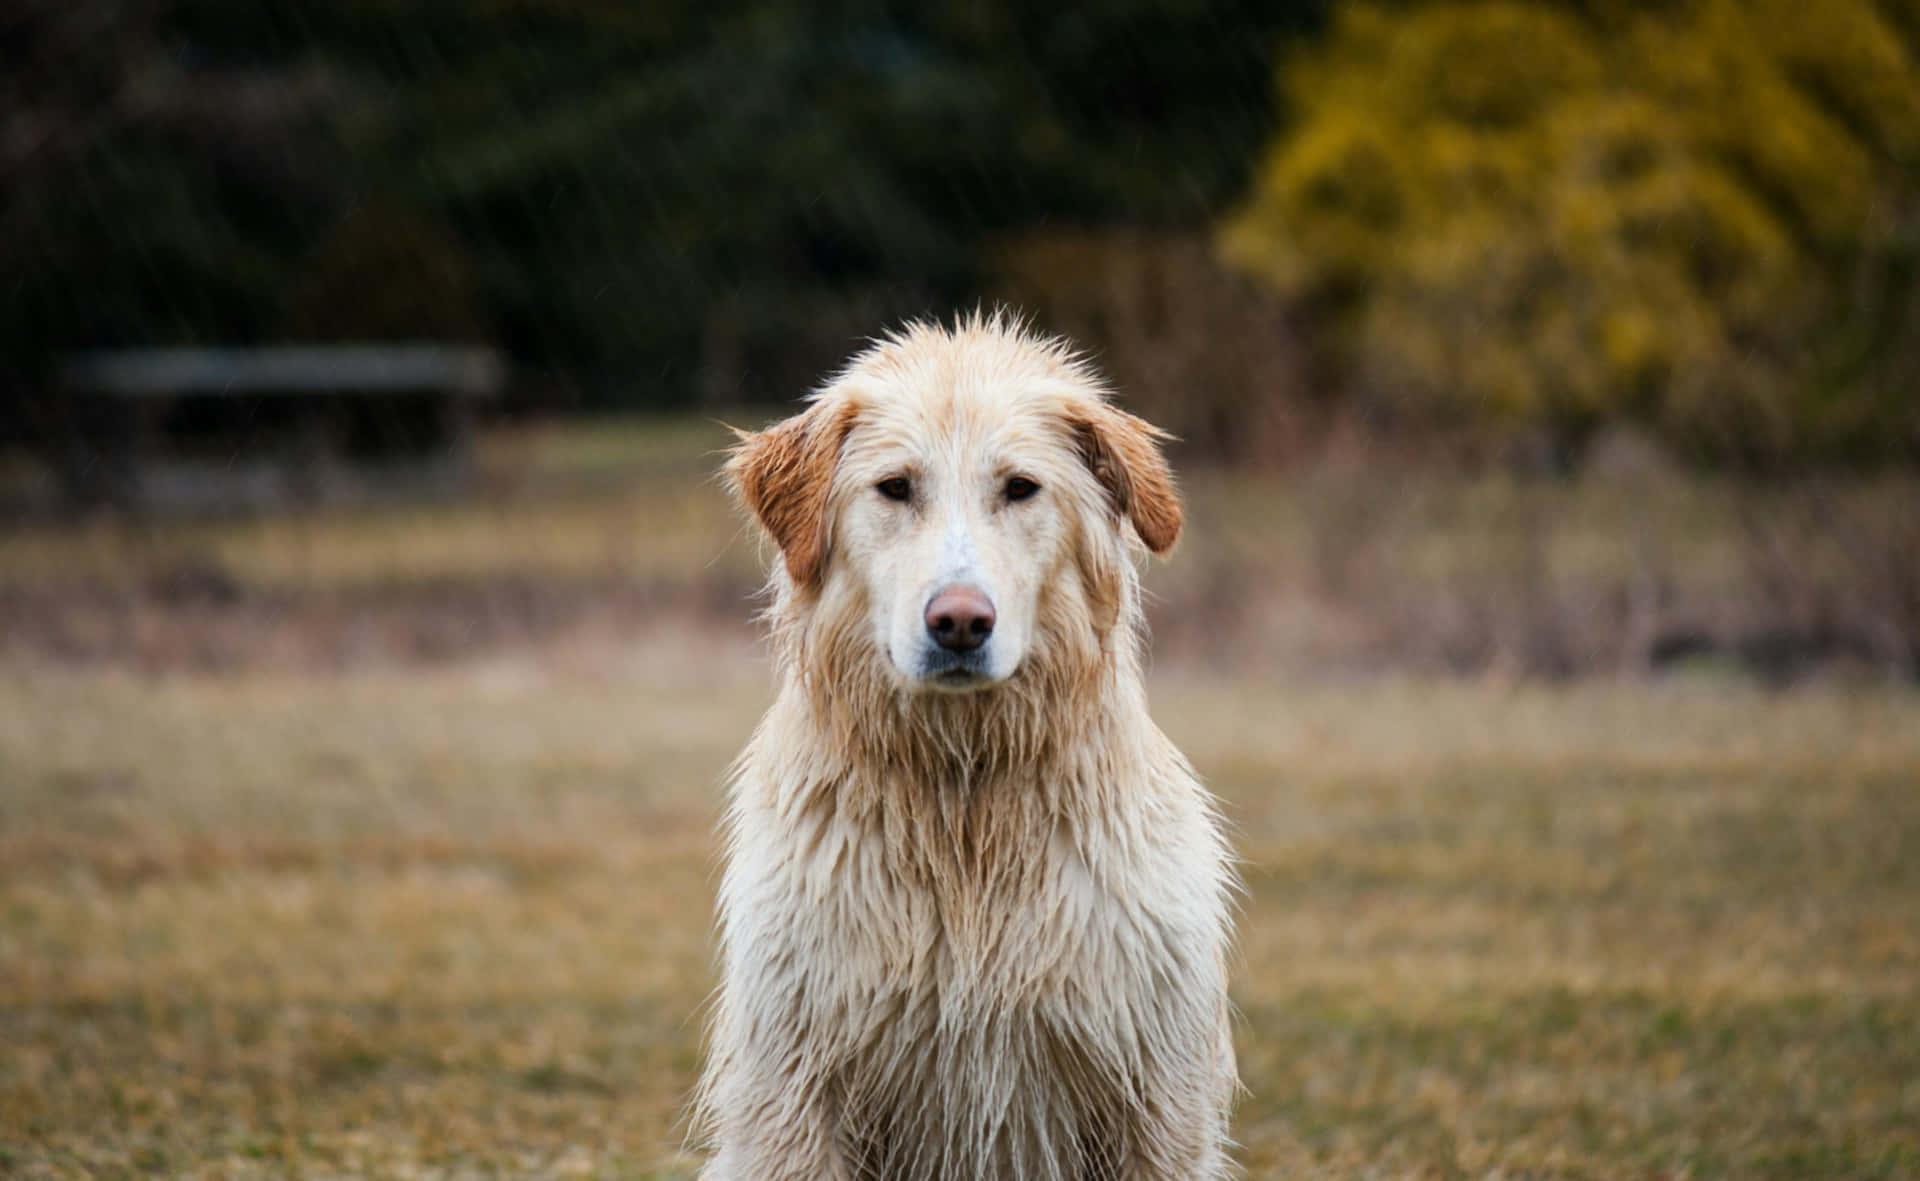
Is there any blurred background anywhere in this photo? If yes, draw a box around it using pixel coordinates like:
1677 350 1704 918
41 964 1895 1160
3 1 1918 1176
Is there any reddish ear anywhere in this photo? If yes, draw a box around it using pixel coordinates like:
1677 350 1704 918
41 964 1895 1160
726 399 855 585
1072 402 1182 554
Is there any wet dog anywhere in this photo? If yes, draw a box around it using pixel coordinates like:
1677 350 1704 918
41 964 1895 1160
699 314 1236 1180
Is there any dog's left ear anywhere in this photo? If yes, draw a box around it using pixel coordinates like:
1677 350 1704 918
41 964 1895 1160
1071 401 1182 554
727 398 856 585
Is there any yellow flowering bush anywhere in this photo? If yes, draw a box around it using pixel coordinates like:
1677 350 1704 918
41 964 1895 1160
1222 0 1920 463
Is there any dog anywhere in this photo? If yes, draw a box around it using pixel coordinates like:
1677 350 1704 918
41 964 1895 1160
698 313 1237 1180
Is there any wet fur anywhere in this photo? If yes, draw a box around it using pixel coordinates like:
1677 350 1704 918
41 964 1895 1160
699 314 1237 1180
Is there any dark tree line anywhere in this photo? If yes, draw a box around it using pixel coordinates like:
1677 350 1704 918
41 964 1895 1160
2 0 1327 429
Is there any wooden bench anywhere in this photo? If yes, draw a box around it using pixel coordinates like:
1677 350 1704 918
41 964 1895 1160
55 345 505 508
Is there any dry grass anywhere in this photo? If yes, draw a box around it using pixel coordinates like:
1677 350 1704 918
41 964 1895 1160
0 417 753 593
2 652 1915 1178
0 417 1916 1175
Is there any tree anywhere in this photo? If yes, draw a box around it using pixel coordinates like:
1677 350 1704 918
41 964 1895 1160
1221 0 1920 465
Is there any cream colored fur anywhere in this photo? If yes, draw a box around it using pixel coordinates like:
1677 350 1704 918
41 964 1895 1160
699 313 1237 1180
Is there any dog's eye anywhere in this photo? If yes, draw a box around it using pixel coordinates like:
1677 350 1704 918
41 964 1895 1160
1004 476 1040 502
876 476 912 502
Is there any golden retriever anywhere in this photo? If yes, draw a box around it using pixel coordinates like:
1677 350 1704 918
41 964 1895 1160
699 313 1236 1180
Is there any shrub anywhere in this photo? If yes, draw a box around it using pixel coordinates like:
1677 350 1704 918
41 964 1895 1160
1221 0 1920 467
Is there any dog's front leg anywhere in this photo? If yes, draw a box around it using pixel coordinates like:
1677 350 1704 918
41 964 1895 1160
698 1063 855 1181
698 940 860 1181
1114 1007 1238 1181
1115 1102 1234 1181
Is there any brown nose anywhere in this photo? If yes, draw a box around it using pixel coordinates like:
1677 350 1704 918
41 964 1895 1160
924 585 996 653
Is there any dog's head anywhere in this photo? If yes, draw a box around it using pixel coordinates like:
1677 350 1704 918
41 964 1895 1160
728 315 1179 695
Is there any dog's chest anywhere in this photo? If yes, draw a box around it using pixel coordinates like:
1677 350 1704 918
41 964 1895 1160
808 792 1210 1049
804 792 1110 989
801 809 1153 1172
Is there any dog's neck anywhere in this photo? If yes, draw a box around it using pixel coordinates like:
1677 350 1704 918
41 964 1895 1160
743 581 1165 912
772 609 1148 797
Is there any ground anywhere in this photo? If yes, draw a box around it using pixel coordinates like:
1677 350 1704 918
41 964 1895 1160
1 419 1916 1177
4 661 1916 1178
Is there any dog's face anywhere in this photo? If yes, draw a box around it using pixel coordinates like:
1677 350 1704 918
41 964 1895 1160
836 391 1078 689
729 319 1180 695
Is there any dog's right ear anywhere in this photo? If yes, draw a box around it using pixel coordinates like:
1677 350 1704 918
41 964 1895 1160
726 399 856 586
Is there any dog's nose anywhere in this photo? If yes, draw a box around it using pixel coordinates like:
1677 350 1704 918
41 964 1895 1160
925 585 996 653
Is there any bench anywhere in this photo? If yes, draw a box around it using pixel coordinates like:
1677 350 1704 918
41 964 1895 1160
55 345 505 508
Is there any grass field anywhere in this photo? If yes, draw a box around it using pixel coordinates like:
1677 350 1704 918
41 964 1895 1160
1 418 1917 1177
3 657 1916 1178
